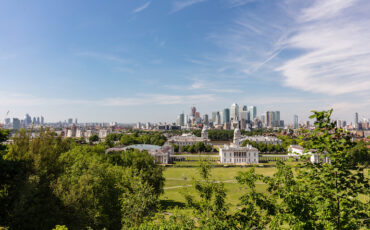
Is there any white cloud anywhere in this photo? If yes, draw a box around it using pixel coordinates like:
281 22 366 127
300 0 357 22
171 0 207 13
277 0 370 96
132 1 151 14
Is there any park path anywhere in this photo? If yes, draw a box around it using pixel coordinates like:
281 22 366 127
164 179 264 190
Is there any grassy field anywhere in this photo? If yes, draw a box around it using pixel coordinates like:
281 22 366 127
160 165 369 214
160 167 277 213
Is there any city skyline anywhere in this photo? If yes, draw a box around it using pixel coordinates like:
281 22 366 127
1 0 370 122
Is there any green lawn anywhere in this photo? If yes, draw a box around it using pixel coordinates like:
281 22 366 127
160 166 369 214
160 167 276 213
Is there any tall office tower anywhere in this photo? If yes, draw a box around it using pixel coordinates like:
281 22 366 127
265 111 272 127
342 121 347 127
354 112 359 129
230 103 239 121
191 106 196 117
336 120 342 128
40 116 44 125
24 114 32 126
75 118 78 124
12 118 21 130
212 112 218 123
202 114 209 125
177 113 185 126
36 117 40 125
68 118 73 125
294 115 299 129
184 114 189 126
215 112 221 125
4 118 10 125
195 112 200 119
32 117 37 125
242 105 248 111
275 111 280 122
222 108 230 124
239 110 249 121
248 106 257 120
260 114 265 125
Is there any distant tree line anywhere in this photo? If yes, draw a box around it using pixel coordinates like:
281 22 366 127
172 142 216 153
241 140 285 153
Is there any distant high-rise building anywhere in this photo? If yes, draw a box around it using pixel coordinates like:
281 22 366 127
222 108 230 124
68 118 73 125
266 111 272 127
195 112 200 119
354 112 359 129
184 114 189 126
239 111 249 121
24 114 32 126
242 105 248 111
212 112 218 123
294 115 299 129
202 114 209 125
260 115 265 125
4 118 11 125
32 117 37 125
37 117 40 125
177 113 185 126
248 106 257 120
75 118 78 124
12 118 21 130
216 112 221 125
214 111 221 125
230 103 239 121
40 116 44 125
191 106 196 117
336 120 342 128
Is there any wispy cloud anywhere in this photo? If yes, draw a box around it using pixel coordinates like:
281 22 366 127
166 79 242 93
75 51 127 64
132 1 151 14
171 0 207 13
0 92 215 107
228 0 257 8
277 0 370 95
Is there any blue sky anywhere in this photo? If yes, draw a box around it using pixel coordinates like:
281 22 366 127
0 0 369 123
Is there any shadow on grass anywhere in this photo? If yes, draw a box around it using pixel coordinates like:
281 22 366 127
160 199 186 209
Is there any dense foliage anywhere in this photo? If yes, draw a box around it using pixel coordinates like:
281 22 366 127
0 129 164 229
120 132 167 146
172 142 216 153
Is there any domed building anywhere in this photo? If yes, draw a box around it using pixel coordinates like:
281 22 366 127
219 128 259 164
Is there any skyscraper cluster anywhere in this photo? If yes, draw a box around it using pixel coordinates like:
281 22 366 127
176 103 261 130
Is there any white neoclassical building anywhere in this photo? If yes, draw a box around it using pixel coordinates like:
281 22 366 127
219 128 259 164
167 126 210 146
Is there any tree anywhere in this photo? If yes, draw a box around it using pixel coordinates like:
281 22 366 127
182 159 230 228
119 173 159 228
235 109 369 229
88 134 99 144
